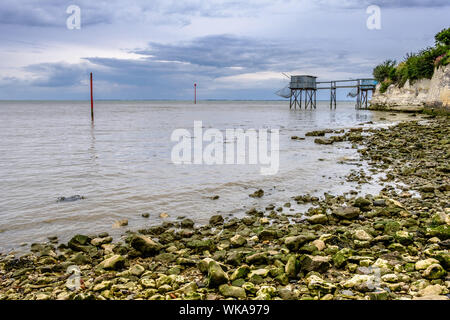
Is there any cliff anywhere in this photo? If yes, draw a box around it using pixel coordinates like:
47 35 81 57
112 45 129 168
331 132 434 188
370 64 450 112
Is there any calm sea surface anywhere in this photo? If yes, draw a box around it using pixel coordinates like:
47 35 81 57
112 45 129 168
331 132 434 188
0 100 413 252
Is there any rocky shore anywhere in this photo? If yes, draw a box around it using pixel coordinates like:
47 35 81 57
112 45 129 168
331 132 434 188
0 116 449 300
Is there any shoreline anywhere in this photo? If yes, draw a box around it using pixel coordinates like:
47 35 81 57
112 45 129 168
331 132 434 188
0 115 448 300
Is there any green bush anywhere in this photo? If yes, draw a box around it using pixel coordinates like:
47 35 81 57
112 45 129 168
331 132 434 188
373 28 450 89
379 79 392 93
373 59 396 83
435 27 450 46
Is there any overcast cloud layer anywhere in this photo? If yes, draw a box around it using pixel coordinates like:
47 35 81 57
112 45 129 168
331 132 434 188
0 0 449 100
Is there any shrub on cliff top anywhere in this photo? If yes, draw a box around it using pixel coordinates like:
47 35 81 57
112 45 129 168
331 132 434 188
373 27 450 90
435 27 450 46
373 59 396 83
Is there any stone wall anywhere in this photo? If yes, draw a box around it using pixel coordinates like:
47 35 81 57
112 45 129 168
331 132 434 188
370 64 450 112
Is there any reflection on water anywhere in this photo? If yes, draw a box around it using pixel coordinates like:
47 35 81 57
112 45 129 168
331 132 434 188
0 100 415 252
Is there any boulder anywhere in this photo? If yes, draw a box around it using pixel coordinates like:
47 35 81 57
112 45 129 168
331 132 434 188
230 235 247 247
333 206 361 220
68 235 92 252
258 229 279 241
130 235 163 256
209 215 224 226
299 255 331 273
422 264 447 280
308 214 328 225
180 218 195 229
353 229 373 241
285 234 315 252
207 260 229 288
219 285 246 299
285 255 298 278
97 255 125 270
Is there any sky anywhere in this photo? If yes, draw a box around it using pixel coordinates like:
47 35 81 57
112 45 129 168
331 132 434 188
0 0 449 100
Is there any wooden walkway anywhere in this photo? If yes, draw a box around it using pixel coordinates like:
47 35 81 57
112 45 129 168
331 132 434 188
289 78 377 110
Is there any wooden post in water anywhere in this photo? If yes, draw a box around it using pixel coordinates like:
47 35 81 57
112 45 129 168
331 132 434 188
194 83 197 104
90 72 94 121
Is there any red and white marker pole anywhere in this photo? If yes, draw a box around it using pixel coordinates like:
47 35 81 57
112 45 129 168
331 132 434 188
194 83 197 104
90 72 94 121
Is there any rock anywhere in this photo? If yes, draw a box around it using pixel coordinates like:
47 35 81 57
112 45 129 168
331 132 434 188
219 284 246 299
420 184 435 193
142 213 150 218
91 236 113 246
333 206 361 220
245 252 268 265
68 235 93 252
258 229 278 241
285 255 298 278
69 252 91 265
381 273 399 283
298 255 331 273
154 252 177 263
278 287 299 300
159 212 169 218
130 235 163 256
394 231 413 245
373 199 387 207
180 218 195 229
176 282 198 295
129 264 145 277
332 248 353 268
415 258 440 270
422 264 447 280
93 281 112 292
112 219 128 228
308 214 328 224
418 284 447 297
97 255 125 270
186 239 216 252
35 292 51 300
284 235 314 252
209 215 224 226
249 189 264 198
311 239 326 251
354 197 372 208
207 260 229 288
426 225 450 240
230 234 247 247
306 130 328 137
342 274 376 292
57 195 84 202
431 212 450 226
314 138 334 145
369 288 390 300
433 251 450 269
140 278 156 288
306 275 336 294
230 265 250 281
353 229 373 241
254 286 276 300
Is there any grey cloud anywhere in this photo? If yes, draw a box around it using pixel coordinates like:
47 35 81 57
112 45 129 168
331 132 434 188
134 34 321 71
314 0 450 8
0 0 275 28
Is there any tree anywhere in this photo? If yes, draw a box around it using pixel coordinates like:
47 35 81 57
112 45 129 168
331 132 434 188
373 60 396 83
435 27 450 46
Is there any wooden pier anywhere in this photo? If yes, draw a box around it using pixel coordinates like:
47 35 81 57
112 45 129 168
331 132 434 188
288 76 377 110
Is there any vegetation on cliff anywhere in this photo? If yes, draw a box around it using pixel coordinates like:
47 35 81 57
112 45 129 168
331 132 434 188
373 28 450 93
